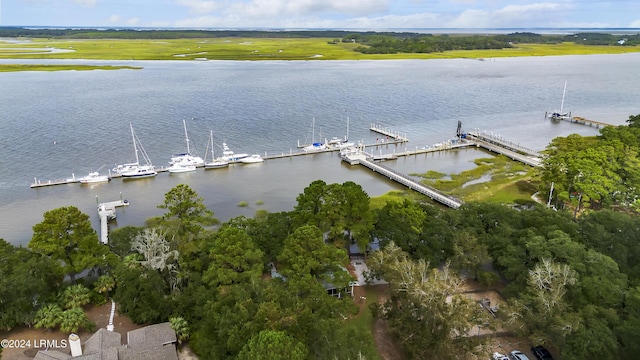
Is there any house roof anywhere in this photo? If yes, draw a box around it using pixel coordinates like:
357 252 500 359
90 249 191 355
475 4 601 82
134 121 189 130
33 350 72 360
127 322 176 347
34 323 177 360
84 328 122 354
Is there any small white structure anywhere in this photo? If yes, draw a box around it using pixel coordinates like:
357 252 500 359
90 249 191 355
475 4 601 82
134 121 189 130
68 334 82 357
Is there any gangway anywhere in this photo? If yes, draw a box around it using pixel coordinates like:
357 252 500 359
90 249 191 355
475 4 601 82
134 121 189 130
341 149 462 209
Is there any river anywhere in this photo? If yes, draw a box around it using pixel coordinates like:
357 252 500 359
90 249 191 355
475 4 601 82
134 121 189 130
1 54 639 246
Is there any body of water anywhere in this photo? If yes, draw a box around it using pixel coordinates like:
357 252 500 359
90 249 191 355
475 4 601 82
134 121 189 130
1 54 639 246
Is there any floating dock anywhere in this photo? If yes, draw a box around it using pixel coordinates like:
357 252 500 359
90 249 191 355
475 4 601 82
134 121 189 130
97 197 129 244
30 174 79 188
369 123 408 142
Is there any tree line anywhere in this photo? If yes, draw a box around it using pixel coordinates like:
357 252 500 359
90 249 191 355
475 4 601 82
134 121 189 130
2 120 640 359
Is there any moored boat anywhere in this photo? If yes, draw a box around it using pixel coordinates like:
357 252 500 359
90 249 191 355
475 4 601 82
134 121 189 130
241 154 264 163
168 162 196 173
170 119 204 167
119 123 157 179
220 142 249 162
79 171 110 184
204 130 229 169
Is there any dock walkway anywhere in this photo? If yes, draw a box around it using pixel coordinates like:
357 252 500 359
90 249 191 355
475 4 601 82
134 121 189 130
369 123 408 142
341 150 462 209
97 198 129 244
466 135 542 167
569 116 614 128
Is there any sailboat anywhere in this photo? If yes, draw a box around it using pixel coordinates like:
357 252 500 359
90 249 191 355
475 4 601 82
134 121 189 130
546 80 572 121
169 119 204 167
204 130 229 169
331 117 355 149
119 123 157 179
303 117 326 152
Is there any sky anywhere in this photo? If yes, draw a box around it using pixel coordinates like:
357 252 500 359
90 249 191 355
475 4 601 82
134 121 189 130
1 0 639 30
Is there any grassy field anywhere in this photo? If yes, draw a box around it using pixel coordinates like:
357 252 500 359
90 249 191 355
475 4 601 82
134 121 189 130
1 37 639 72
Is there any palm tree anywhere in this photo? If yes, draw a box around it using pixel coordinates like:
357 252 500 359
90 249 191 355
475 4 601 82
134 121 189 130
34 304 63 330
62 284 91 309
169 316 190 344
94 275 116 301
60 307 92 333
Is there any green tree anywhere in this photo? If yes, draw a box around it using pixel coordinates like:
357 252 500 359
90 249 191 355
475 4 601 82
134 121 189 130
112 262 170 324
34 304 63 330
169 316 190 344
368 242 490 359
0 239 60 330
626 113 640 128
157 184 216 235
61 284 91 309
29 206 109 283
292 179 328 228
237 330 308 360
203 227 264 287
59 307 93 333
94 275 116 301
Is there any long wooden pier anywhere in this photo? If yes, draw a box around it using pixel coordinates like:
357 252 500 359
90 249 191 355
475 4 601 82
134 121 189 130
97 198 129 244
341 150 462 209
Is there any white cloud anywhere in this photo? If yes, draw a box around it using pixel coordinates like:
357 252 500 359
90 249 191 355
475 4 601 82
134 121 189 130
630 19 640 27
108 15 121 23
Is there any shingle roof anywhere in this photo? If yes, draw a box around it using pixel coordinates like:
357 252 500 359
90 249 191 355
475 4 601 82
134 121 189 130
84 328 122 354
126 322 176 347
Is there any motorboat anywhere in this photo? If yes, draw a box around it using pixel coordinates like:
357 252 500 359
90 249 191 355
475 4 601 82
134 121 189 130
220 142 249 162
204 130 229 169
119 123 157 179
167 162 196 173
79 171 110 184
241 154 264 164
170 119 204 167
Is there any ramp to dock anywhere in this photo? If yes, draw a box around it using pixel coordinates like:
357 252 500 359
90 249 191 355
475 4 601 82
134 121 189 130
342 151 462 209
465 134 542 167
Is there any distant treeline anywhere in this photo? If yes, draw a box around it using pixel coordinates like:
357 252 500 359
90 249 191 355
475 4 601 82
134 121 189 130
1 27 638 54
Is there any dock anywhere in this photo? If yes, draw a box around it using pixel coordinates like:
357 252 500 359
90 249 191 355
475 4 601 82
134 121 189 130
568 116 614 128
369 123 408 142
30 174 79 188
465 133 542 167
97 197 129 244
341 149 462 209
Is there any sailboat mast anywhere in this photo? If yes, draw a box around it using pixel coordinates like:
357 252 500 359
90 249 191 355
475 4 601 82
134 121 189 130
210 130 215 159
560 80 567 113
346 116 350 141
183 119 191 154
130 123 140 165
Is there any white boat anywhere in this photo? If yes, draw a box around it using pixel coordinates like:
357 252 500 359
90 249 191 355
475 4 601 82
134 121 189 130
79 171 110 184
169 119 204 167
241 154 264 163
204 130 229 169
298 117 327 150
168 163 196 173
220 142 249 162
303 142 327 152
546 80 572 121
328 116 355 148
119 123 157 179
